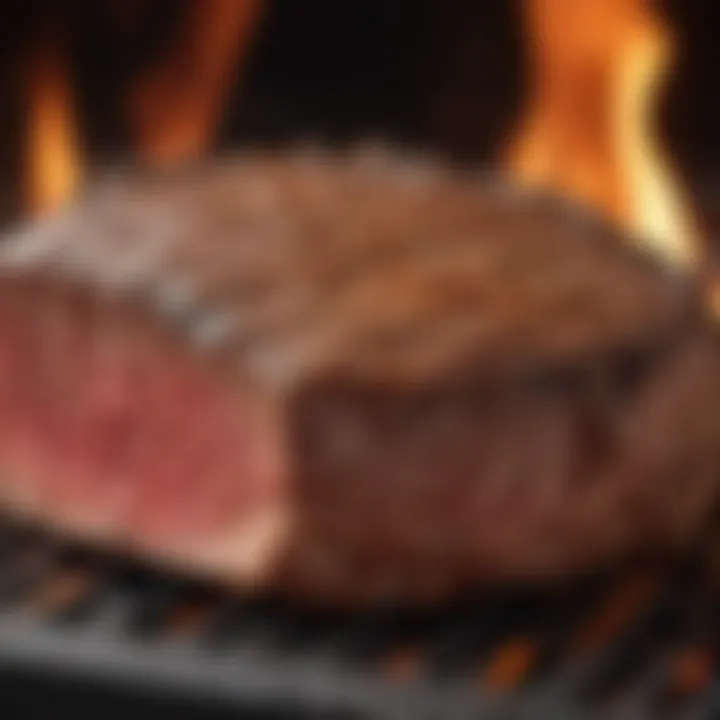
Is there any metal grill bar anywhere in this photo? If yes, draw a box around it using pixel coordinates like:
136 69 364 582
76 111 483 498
0 519 715 719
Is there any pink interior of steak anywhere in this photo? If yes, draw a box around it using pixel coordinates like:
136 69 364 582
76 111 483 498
0 279 280 553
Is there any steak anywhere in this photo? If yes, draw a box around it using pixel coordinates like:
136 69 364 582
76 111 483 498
0 146 718 607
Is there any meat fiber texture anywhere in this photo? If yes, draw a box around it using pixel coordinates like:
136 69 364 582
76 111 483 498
0 146 718 607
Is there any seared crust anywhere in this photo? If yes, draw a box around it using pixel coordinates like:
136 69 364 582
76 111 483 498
0 146 716 607
0 146 696 389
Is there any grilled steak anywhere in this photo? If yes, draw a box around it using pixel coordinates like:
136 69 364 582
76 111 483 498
0 147 717 606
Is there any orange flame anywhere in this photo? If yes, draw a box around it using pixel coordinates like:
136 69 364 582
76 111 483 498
23 32 83 218
506 0 699 269
128 0 264 169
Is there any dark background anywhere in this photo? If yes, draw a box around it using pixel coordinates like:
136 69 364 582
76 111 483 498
0 0 717 172
0 0 716 229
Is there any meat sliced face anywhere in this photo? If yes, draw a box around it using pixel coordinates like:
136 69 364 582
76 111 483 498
0 148 717 607
0 279 290 583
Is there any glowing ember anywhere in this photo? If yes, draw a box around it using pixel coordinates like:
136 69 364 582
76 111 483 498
505 0 699 269
23 32 83 218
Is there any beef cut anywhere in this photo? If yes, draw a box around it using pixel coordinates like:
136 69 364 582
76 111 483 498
0 146 717 607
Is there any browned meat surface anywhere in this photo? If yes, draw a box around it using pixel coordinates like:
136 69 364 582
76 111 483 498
0 146 717 607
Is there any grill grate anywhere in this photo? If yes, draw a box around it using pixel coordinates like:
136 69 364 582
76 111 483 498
0 521 715 718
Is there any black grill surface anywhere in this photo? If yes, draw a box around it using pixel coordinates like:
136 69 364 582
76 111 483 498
0 521 715 719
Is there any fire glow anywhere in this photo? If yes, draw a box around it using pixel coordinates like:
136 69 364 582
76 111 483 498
24 0 263 216
24 30 83 219
128 0 263 169
506 0 699 269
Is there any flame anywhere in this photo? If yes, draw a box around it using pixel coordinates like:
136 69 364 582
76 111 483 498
128 0 264 169
20 1 262 218
23 32 83 218
505 0 699 269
